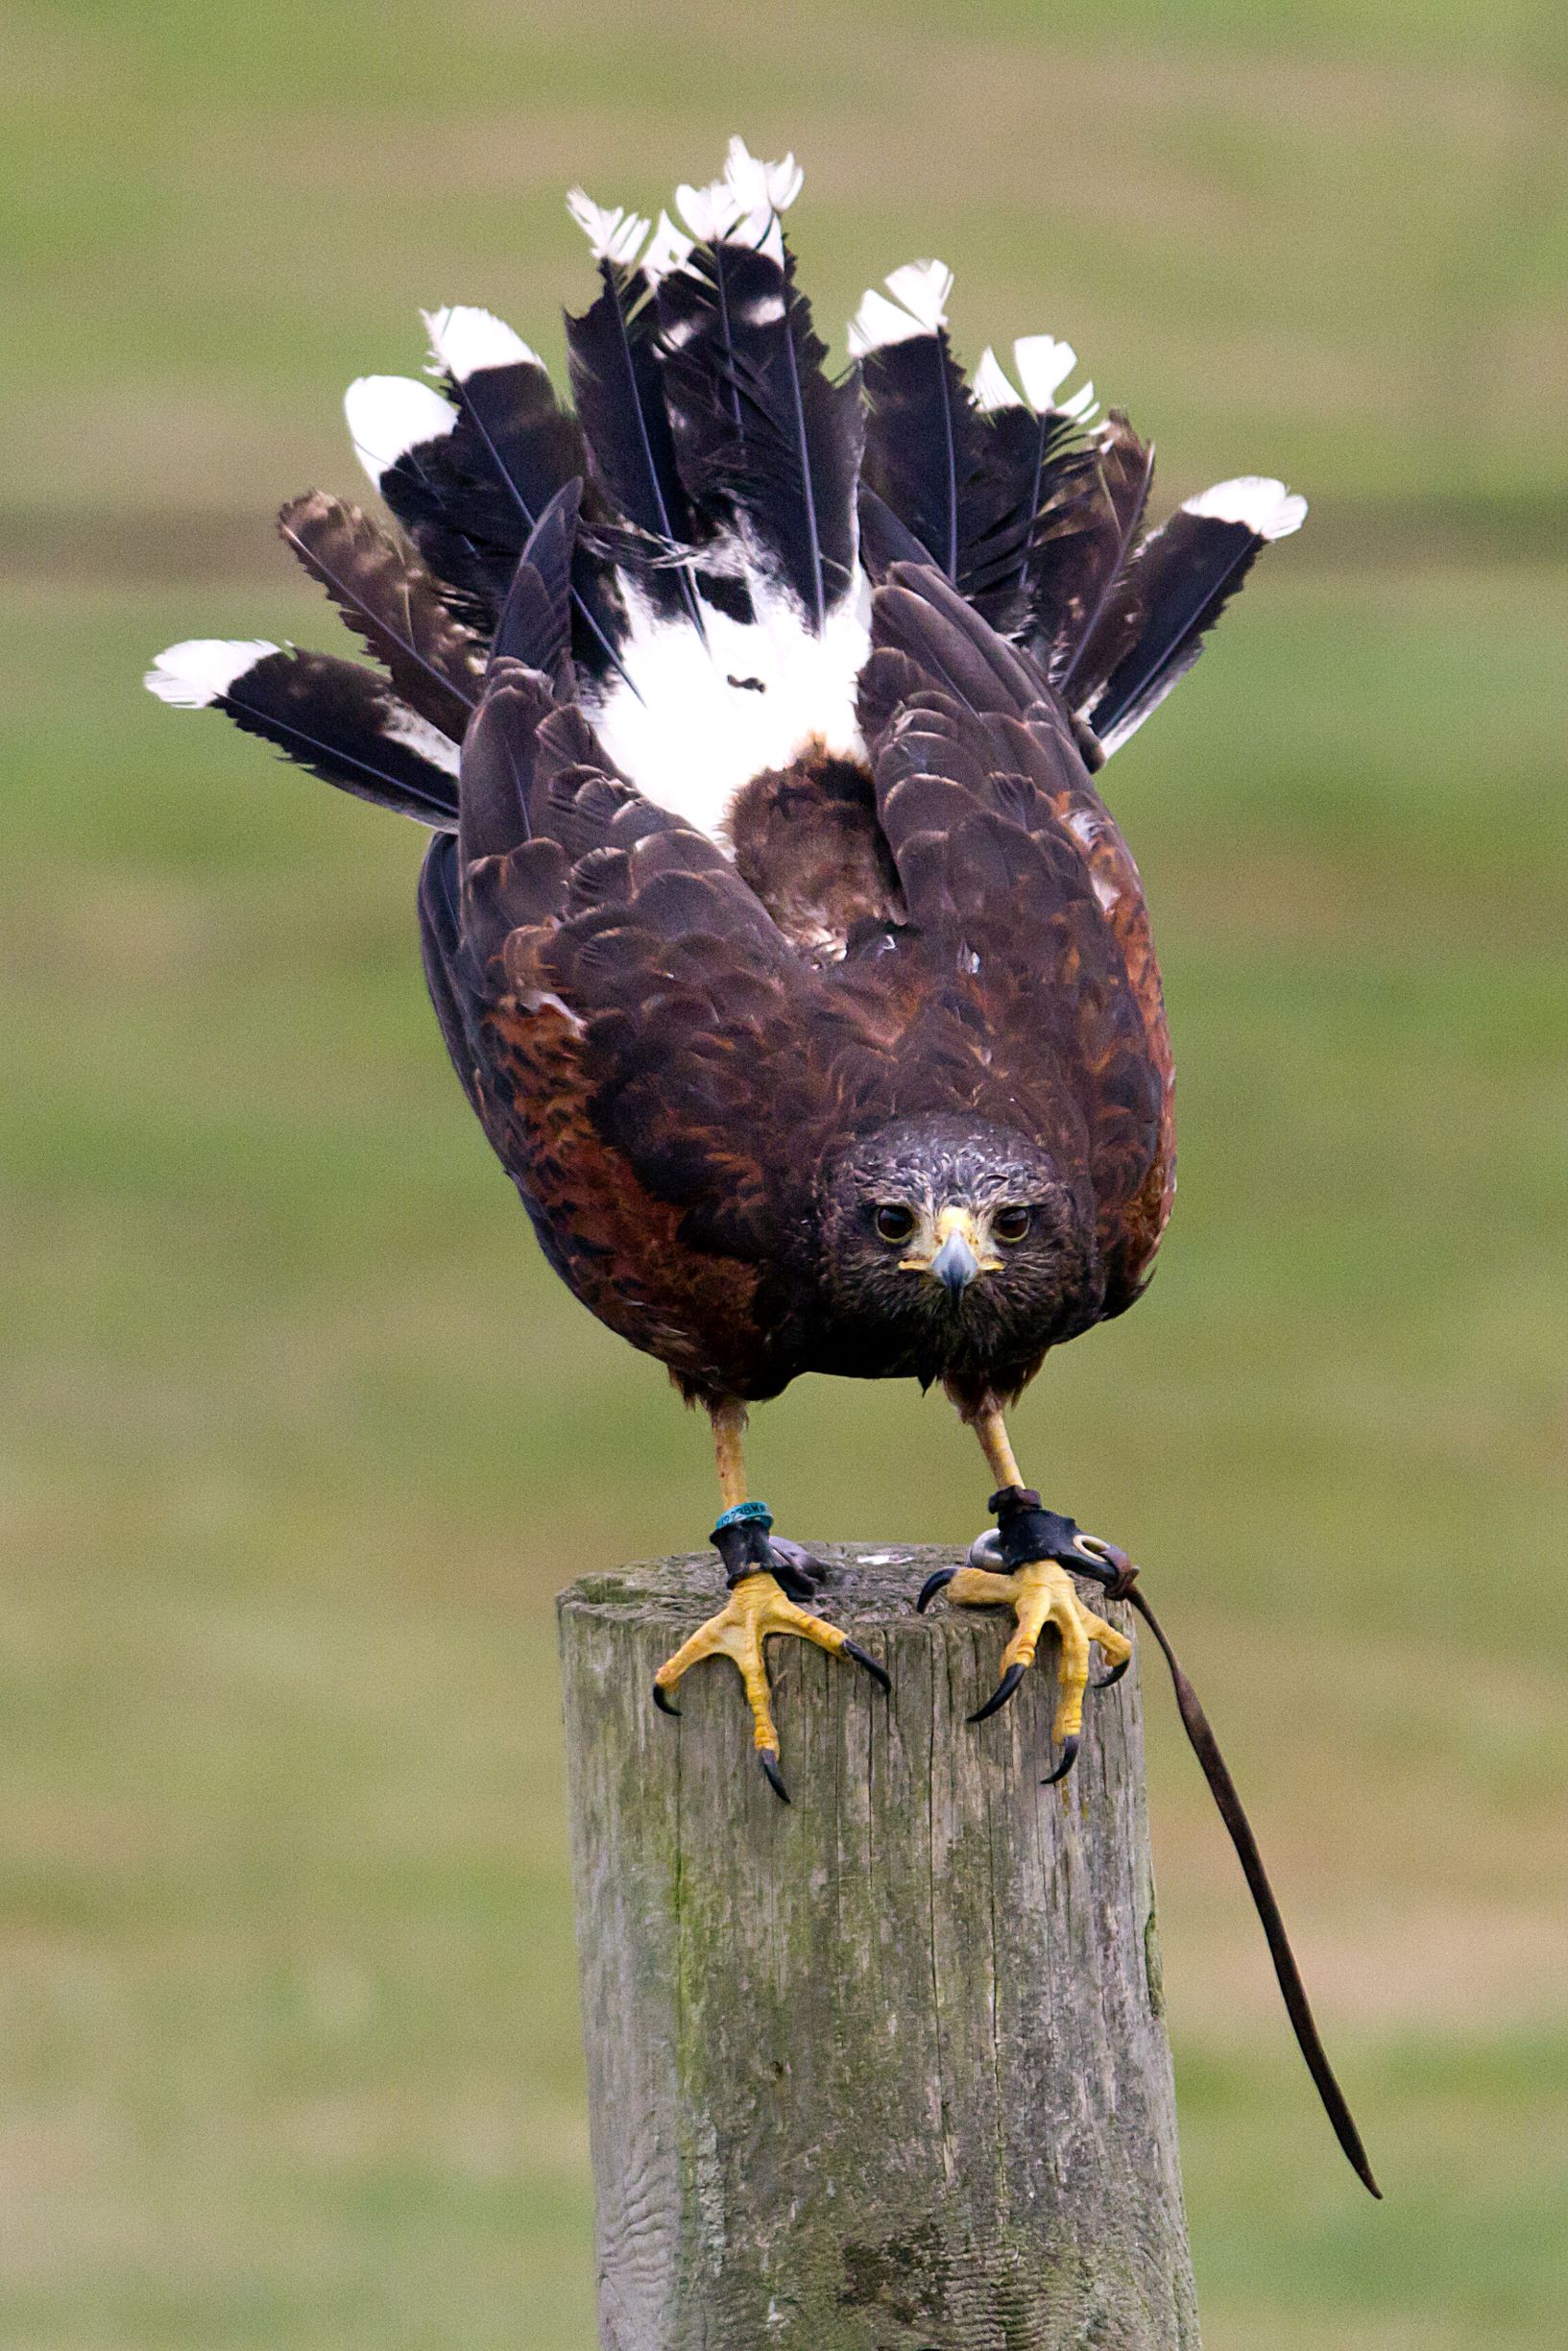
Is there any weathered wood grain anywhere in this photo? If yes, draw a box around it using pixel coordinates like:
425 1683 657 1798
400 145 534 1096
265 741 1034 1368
559 1543 1199 2350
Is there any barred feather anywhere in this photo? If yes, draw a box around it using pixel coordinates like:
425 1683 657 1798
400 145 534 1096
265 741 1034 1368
277 491 482 739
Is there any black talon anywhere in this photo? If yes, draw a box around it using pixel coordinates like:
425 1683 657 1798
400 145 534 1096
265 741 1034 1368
969 1660 1026 1724
1095 1658 1130 1692
652 1682 680 1717
759 1749 791 1805
917 1566 957 1612
1040 1734 1080 1787
842 1638 891 1692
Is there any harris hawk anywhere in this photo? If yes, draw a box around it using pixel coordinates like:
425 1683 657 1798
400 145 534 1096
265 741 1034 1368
146 137 1305 1789
147 143 1378 2187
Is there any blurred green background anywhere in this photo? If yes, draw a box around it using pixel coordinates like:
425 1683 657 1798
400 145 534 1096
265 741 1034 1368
3 2 1566 2343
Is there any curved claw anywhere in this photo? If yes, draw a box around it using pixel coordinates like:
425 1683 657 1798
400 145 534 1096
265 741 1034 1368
759 1749 791 1805
651 1681 680 1717
1095 1657 1130 1692
842 1637 891 1692
1040 1733 1080 1787
969 1660 1027 1724
917 1566 958 1613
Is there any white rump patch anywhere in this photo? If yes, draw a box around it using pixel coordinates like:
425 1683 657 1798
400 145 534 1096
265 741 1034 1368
380 702 462 775
344 375 457 486
566 189 650 268
1183 475 1308 541
422 304 539 384
847 259 953 358
583 573 873 843
143 639 278 707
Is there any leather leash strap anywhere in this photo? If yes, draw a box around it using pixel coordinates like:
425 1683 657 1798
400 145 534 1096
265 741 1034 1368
1124 1581 1382 2199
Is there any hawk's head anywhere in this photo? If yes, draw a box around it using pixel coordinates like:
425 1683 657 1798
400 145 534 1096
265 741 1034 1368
815 1115 1101 1371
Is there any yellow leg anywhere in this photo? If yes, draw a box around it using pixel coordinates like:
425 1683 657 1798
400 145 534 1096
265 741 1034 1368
712 1397 748 1511
974 1402 1025 1492
922 1400 1133 1781
652 1401 889 1801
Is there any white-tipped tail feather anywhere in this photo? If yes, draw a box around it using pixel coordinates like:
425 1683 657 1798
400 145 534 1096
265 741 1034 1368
145 639 463 827
422 304 540 384
972 348 1024 412
1014 335 1082 412
565 190 650 268
723 136 803 218
566 132 862 830
144 639 280 708
847 259 953 357
1182 475 1307 540
641 209 694 284
344 375 457 486
673 173 737 245
153 134 1307 850
675 138 802 254
972 336 1092 421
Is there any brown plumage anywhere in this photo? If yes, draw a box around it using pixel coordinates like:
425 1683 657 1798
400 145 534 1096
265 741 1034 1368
420 562 1171 1420
145 135 1318 1800
139 144 1388 2198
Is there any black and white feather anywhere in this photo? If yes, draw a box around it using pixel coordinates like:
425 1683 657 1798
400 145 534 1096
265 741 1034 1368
147 136 1305 844
558 139 870 838
277 490 483 739
144 639 462 827
850 261 982 589
1083 474 1306 750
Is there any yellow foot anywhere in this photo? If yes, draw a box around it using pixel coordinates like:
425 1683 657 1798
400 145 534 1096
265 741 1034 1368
651 1571 890 1803
917 1557 1133 1782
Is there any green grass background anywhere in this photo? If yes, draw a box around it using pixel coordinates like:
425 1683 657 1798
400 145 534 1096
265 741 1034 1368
3 2 1566 2342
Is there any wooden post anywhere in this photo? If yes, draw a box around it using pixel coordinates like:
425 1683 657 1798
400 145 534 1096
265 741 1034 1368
559 1542 1200 2350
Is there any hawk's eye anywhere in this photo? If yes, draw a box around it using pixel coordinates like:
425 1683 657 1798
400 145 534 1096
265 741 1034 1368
993 1205 1032 1245
874 1203 916 1245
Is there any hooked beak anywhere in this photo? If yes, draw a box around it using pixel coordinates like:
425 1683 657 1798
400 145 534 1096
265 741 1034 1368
900 1207 998 1297
929 1226 981 1297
